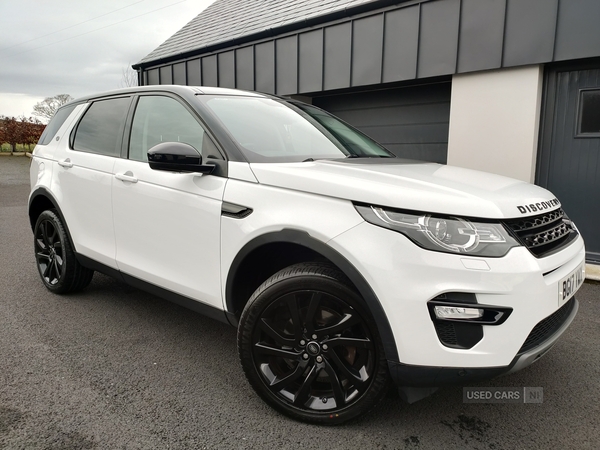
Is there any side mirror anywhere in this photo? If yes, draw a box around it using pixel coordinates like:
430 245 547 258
148 142 215 174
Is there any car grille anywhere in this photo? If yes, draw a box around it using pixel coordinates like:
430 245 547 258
433 321 483 349
503 209 578 257
518 298 576 354
434 322 458 347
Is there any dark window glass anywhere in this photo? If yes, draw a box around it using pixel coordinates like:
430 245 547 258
579 89 600 135
38 104 77 145
147 68 159 85
73 97 130 156
129 96 205 162
160 66 172 84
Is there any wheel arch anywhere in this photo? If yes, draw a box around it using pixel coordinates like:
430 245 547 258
225 228 400 362
29 187 76 252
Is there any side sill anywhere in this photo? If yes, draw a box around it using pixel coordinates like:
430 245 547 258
76 253 124 282
75 253 232 326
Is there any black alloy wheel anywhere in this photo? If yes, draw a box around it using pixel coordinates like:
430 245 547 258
34 210 94 294
238 263 389 424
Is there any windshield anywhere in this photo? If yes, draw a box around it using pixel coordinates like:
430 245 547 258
201 96 394 163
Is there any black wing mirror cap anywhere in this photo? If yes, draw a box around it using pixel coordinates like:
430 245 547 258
148 142 215 174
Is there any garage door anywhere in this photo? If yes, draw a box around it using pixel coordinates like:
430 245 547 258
313 82 451 164
538 62 600 263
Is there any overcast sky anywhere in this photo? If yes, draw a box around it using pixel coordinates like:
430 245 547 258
0 0 215 120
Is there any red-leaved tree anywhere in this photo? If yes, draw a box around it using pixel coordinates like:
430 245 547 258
0 116 46 153
18 116 46 150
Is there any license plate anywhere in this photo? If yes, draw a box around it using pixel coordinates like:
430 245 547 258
558 263 585 306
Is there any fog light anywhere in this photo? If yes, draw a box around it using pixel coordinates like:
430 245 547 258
434 305 483 320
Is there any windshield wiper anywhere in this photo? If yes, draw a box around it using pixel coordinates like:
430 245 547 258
346 154 392 158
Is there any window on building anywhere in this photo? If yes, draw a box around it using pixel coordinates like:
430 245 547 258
577 89 600 136
73 97 131 156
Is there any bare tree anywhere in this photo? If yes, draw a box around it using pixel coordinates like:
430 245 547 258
32 94 74 122
121 65 139 88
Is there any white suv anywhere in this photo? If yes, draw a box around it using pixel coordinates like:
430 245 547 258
29 86 585 424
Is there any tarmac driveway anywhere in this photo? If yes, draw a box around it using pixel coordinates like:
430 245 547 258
1 155 599 449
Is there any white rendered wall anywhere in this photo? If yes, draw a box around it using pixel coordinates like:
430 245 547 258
447 65 544 183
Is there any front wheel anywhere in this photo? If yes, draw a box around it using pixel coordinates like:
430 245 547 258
34 210 94 294
237 263 389 424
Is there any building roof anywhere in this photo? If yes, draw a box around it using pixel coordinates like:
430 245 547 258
136 0 389 67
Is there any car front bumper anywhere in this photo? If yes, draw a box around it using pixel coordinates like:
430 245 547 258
388 297 578 387
328 221 585 381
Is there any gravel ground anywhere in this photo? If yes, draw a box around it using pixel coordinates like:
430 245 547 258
1 156 599 449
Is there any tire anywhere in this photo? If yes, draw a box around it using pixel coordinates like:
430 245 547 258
238 262 389 424
33 209 94 294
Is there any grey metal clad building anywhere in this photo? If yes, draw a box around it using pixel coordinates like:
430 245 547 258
134 0 600 264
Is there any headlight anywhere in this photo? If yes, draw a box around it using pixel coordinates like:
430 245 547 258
355 205 519 257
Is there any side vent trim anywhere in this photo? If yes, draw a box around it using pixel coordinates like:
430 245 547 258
222 202 253 219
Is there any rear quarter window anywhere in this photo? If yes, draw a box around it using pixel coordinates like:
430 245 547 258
37 104 77 145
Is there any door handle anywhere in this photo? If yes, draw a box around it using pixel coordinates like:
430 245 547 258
58 158 73 168
115 171 138 183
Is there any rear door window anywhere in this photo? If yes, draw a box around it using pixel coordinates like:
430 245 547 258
73 97 131 157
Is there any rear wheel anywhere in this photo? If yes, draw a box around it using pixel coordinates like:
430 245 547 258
238 263 389 424
34 210 94 294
